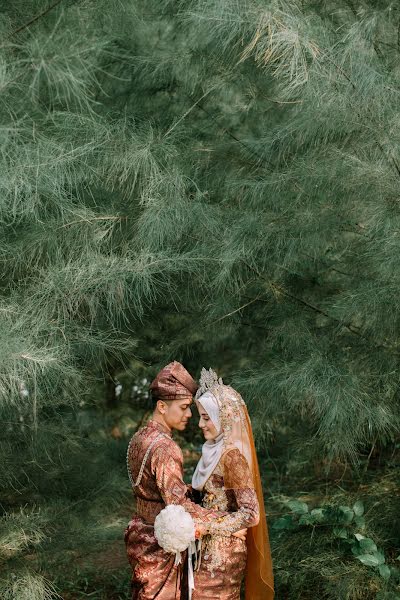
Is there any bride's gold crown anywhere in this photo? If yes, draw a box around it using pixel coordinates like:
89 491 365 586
195 367 224 400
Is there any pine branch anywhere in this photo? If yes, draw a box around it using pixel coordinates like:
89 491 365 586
59 216 127 229
324 55 356 90
343 0 357 18
264 96 302 105
189 94 275 168
208 292 268 325
243 261 400 355
164 88 214 137
241 320 271 331
241 261 360 334
376 141 400 180
398 16 400 53
276 287 362 336
9 0 64 38
322 56 400 182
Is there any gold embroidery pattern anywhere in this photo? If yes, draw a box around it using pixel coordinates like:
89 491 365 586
193 448 260 588
125 420 227 599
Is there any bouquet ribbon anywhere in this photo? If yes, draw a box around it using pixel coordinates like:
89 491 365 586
187 539 198 600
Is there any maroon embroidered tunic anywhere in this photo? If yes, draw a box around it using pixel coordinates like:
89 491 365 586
125 420 223 600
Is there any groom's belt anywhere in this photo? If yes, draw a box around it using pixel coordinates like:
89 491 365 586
135 496 165 524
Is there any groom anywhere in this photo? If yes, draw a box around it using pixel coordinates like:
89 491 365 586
125 361 226 600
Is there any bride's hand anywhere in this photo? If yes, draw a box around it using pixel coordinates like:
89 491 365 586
233 528 247 541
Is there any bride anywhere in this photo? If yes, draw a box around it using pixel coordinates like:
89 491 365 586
191 368 274 600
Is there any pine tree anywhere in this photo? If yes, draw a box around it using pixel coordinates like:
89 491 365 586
122 0 400 461
0 2 201 596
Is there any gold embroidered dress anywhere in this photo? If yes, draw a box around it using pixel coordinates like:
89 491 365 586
192 447 260 599
191 368 274 600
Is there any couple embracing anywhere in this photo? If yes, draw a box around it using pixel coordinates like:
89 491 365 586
125 361 274 600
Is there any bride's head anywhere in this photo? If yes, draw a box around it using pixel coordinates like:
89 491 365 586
196 390 221 441
197 403 219 441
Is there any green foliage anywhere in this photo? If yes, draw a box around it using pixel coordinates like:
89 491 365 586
0 0 400 598
273 498 395 579
109 0 400 461
0 398 141 600
270 484 400 598
0 572 59 600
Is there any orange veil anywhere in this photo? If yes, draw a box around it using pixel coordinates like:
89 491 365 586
195 368 274 600
244 407 274 600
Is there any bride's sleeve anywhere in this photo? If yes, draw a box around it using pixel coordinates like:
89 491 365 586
208 447 260 536
151 440 226 524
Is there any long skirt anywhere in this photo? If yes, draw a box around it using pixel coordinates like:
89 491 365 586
192 535 247 600
125 516 187 600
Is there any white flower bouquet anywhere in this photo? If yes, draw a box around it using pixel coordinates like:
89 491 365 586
154 504 196 565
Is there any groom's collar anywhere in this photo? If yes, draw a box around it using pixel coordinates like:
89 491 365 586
148 418 172 437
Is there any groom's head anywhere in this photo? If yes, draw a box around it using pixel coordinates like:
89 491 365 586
149 361 198 431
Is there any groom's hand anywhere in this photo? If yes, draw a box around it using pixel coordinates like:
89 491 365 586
233 528 247 541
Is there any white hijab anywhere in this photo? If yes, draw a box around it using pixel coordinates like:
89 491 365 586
192 391 224 491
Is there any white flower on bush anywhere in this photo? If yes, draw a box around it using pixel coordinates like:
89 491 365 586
154 504 195 564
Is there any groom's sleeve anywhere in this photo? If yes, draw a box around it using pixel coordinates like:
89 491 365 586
150 440 226 524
